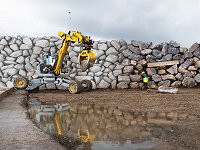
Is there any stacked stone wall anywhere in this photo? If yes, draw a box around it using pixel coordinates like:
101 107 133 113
0 35 200 89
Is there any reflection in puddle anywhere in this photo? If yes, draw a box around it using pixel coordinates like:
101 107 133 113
27 98 192 150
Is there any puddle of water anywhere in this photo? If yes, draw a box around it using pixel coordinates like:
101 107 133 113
27 98 193 150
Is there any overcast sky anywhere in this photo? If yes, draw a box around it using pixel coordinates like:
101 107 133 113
0 0 200 47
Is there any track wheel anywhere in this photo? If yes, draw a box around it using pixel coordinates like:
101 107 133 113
69 81 82 94
14 77 28 89
81 80 93 92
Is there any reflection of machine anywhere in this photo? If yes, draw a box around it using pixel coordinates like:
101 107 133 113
14 30 96 94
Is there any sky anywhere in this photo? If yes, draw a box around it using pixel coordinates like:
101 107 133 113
0 0 200 47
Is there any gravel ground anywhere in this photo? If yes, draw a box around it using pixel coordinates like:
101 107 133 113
29 88 200 150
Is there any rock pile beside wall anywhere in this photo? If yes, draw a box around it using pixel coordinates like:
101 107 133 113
0 35 200 89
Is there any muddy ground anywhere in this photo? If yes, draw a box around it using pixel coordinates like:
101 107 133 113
29 88 200 150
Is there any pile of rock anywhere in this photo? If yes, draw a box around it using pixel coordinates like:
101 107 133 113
0 35 200 89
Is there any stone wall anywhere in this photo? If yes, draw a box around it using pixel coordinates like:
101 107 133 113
0 35 200 89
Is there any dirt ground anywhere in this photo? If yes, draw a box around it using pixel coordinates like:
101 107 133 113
29 88 200 150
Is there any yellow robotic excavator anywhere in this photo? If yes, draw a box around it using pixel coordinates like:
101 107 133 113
14 30 96 94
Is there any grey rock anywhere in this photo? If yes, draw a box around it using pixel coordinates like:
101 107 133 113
139 42 152 50
14 64 24 70
0 39 8 45
193 47 200 58
118 53 125 63
158 80 171 87
4 61 17 65
183 71 193 78
128 45 140 54
171 81 182 87
119 45 128 52
106 47 118 56
152 74 162 82
0 54 5 61
108 64 115 70
95 71 103 76
25 63 34 72
16 39 23 46
111 40 120 50
30 55 38 61
93 41 98 49
75 76 93 81
0 82 6 88
19 69 27 76
71 56 79 64
180 47 188 53
117 82 129 89
104 68 111 73
4 47 13 55
115 64 124 70
122 59 130 66
182 77 196 87
123 66 133 74
184 52 193 59
20 44 31 50
35 39 49 48
10 44 19 51
168 46 180 54
146 55 156 63
169 40 180 48
141 49 152 55
107 41 111 47
89 65 101 73
6 81 14 88
188 42 199 53
113 70 122 77
162 74 176 81
167 65 178 74
3 68 18 76
104 77 112 83
146 68 157 76
130 75 142 82
163 54 173 61
1 78 9 83
108 72 116 80
9 37 17 45
77 72 87 76
138 59 147 66
130 82 139 89
135 64 143 71
180 58 193 69
111 80 117 89
173 54 182 60
150 43 163 50
73 46 81 53
118 75 130 83
188 66 197 71
130 60 137 66
94 76 101 84
122 49 131 57
10 50 23 58
98 43 108 51
104 61 111 67
132 54 143 61
152 49 162 58
119 39 127 46
5 36 11 41
98 80 110 88
22 50 29 56
195 61 200 68
99 55 106 60
0 44 4 50
1 64 14 70
6 56 16 61
147 81 157 89
131 40 142 47
69 51 78 58
33 46 42 54
162 43 169 55
23 36 33 47
49 47 55 53
194 74 200 83
106 55 118 63
178 66 187 74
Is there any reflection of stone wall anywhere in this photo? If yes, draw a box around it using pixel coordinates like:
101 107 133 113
29 103 190 142
1 36 200 89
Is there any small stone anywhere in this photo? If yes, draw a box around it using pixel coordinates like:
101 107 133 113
146 68 157 76
122 58 131 66
25 63 34 72
169 40 180 48
19 69 27 76
188 66 197 71
152 49 162 58
130 60 137 66
71 56 79 64
75 76 93 81
117 82 129 89
130 75 142 82
180 58 193 69
6 81 14 88
152 74 162 82
183 71 193 78
0 39 8 45
188 42 199 53
122 49 131 57
132 54 143 61
161 42 168 55
94 77 101 84
195 61 200 69
182 77 196 87
23 36 33 47
193 48 200 58
111 40 120 50
23 50 29 56
158 80 171 87
162 74 176 81
111 80 117 89
98 80 110 88
130 82 139 89
175 73 183 81
0 54 5 61
10 50 23 57
119 39 127 46
158 69 166 75
168 46 179 54
73 46 81 53
89 65 101 73
131 40 142 47
163 54 173 61
173 54 182 60
20 44 31 50
178 66 187 74
123 66 133 74
106 55 118 63
194 74 200 83
128 45 140 54
10 44 19 51
167 65 178 74
3 68 18 76
106 47 118 56
139 42 152 50
117 76 130 84
104 77 112 83
4 47 13 55
147 81 157 89
171 81 182 87
98 43 108 51
0 44 4 50
135 64 143 71
35 39 49 48
95 71 103 77
141 49 152 55
33 46 42 54
184 52 193 59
